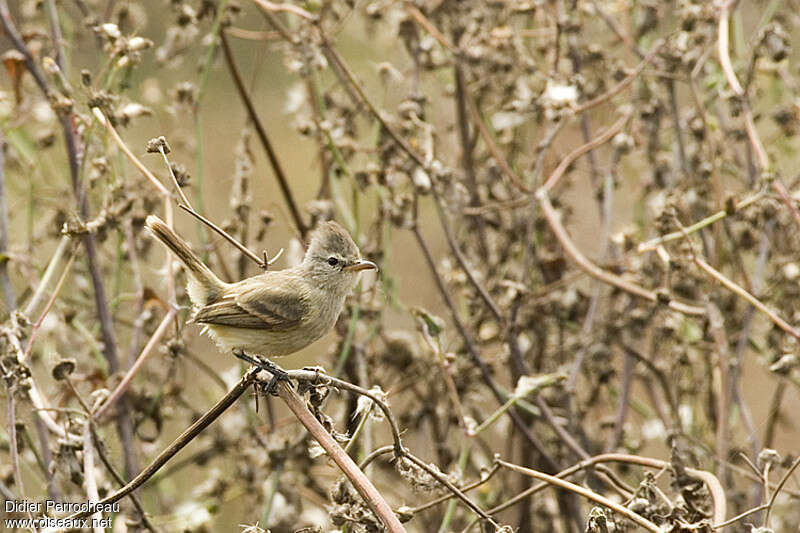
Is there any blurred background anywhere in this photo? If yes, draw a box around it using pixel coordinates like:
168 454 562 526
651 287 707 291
2 0 800 531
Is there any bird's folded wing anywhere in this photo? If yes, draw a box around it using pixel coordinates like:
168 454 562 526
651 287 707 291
193 285 307 330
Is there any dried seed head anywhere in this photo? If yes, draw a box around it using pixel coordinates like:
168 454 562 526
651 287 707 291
52 359 76 381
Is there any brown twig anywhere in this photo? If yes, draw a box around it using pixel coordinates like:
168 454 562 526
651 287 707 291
537 190 706 316
429 187 504 323
82 423 104 533
91 109 170 196
273 378 408 533
706 303 731 481
718 1 769 169
540 113 630 192
462 86 530 193
220 30 308 240
319 37 428 171
572 38 666 114
5 0 138 476
694 256 800 341
286 368 405 454
411 203 559 472
22 251 77 362
251 0 315 21
94 308 178 420
402 3 457 53
497 458 662 532
178 205 269 269
7 391 30 519
453 60 489 258
763 454 800 527
406 463 501 515
88 424 160 533
402 451 498 527
0 130 15 311
67 369 259 521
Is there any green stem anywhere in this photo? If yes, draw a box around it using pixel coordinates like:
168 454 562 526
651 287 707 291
260 469 280 527
334 303 360 376
438 443 472 532
637 190 764 252
344 406 371 455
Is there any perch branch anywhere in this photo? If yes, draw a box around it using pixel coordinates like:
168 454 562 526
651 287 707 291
273 378 407 533
66 369 259 521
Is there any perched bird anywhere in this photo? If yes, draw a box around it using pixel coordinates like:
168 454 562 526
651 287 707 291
146 215 376 382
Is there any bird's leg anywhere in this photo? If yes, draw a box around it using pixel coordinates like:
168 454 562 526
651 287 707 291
233 349 291 396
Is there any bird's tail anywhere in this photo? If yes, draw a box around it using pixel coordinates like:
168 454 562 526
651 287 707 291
145 215 226 305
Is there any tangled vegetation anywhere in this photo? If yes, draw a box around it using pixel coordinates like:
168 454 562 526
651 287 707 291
1 0 800 532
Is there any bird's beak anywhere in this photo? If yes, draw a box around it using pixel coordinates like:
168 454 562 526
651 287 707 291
344 260 378 272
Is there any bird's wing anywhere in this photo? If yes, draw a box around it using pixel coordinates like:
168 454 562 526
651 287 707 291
193 277 308 330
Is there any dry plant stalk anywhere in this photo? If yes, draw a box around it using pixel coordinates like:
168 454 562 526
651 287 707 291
2 1 800 532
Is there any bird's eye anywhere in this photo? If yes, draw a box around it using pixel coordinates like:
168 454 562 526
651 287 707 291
327 257 339 266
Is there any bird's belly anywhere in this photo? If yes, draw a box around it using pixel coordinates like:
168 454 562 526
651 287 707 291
203 317 333 358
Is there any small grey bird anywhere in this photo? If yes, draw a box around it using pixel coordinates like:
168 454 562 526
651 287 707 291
146 216 376 368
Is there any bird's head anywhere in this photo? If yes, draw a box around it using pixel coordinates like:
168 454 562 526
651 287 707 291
302 221 377 294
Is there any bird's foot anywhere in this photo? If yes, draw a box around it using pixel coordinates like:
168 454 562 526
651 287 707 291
233 349 291 396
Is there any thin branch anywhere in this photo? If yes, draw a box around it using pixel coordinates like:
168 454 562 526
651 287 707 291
694 256 800 341
462 86 530 193
402 451 498 527
496 459 662 532
91 109 170 196
537 190 706 315
763 454 800 527
7 391 29 515
540 113 630 192
712 504 769 530
406 463 501 514
0 130 16 311
411 208 560 472
286 368 404 454
718 1 768 168
67 369 259 520
718 1 745 96
22 250 77 362
429 187 504 323
572 38 666 114
273 378 408 533
320 37 428 171
33 414 59 500
220 30 308 240
453 59 489 258
178 205 268 269
251 0 315 20
490 453 726 525
24 236 73 318
0 1 51 95
94 308 178 420
157 145 193 208
638 190 765 251
706 303 731 481
402 3 456 53
89 424 160 532
82 423 104 533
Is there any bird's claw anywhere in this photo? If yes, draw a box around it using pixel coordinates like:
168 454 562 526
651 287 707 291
233 349 292 396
